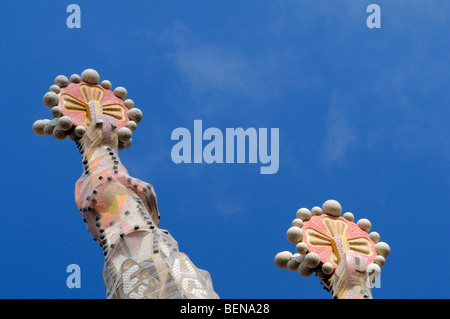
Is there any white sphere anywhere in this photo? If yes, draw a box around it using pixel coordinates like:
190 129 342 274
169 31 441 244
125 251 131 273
357 218 372 232
274 251 292 269
68 132 79 141
322 199 342 217
53 126 66 140
124 99 134 109
74 125 86 138
51 106 63 118
374 255 386 267
298 262 313 277
343 212 354 221
126 120 137 132
58 116 73 131
70 74 81 83
43 119 57 135
32 120 46 136
101 80 112 90
118 127 132 142
375 242 390 258
114 86 128 100
286 227 303 244
43 123 55 136
296 208 311 221
295 242 308 254
311 206 323 216
49 85 61 94
322 262 335 275
119 138 132 150
81 68 100 84
287 259 300 271
127 108 143 123
369 231 380 243
43 92 59 108
291 218 303 228
304 252 321 268
54 75 69 88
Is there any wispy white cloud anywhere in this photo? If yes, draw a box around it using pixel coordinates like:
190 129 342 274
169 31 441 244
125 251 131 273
151 22 264 101
147 3 450 166
285 1 450 162
173 44 256 94
322 93 358 164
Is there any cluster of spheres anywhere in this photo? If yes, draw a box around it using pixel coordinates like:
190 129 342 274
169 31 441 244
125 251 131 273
275 199 390 287
32 69 144 150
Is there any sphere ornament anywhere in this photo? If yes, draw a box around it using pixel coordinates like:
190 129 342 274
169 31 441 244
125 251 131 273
127 108 143 123
296 208 311 221
298 262 314 277
343 212 354 221
124 99 135 109
81 68 100 84
58 116 73 131
357 218 372 232
70 74 82 83
126 120 137 132
304 252 320 268
274 251 292 269
54 75 69 88
43 92 59 108
321 199 342 217
49 85 61 94
311 206 323 216
369 231 380 243
74 125 86 138
101 80 112 89
295 242 308 254
32 120 47 136
286 227 303 244
51 106 63 118
287 259 300 271
374 255 386 267
118 127 132 142
322 262 334 275
375 242 390 258
291 218 303 228
114 86 128 100
53 126 67 140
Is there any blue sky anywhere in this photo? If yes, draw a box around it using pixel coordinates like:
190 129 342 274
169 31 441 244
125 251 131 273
0 0 449 299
